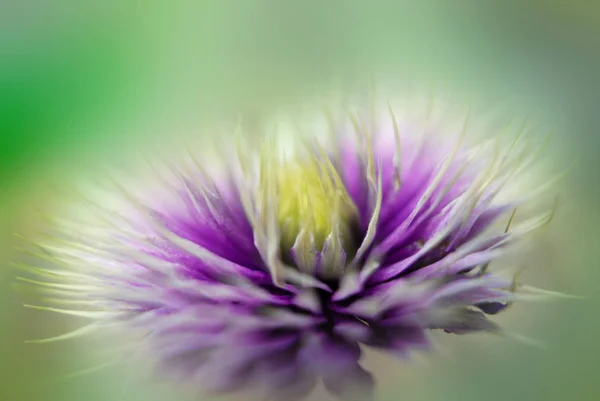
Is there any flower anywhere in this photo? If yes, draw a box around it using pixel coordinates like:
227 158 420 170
19 97 557 401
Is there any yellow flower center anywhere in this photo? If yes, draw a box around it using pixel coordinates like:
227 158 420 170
276 155 357 254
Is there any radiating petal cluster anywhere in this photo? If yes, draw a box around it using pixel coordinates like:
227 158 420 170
19 98 557 401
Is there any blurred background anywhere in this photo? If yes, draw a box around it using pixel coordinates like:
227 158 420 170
1 1 599 400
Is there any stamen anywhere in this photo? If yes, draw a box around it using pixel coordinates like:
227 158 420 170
276 154 356 253
273 140 358 275
389 102 403 192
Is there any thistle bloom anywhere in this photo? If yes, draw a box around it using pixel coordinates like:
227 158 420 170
21 99 556 400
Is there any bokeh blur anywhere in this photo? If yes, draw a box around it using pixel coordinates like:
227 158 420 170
1 1 599 400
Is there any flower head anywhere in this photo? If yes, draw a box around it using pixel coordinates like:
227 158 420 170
20 96 557 400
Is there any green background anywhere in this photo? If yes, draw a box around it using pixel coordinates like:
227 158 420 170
1 1 599 400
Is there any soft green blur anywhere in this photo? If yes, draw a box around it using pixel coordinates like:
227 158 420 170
2 1 600 400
